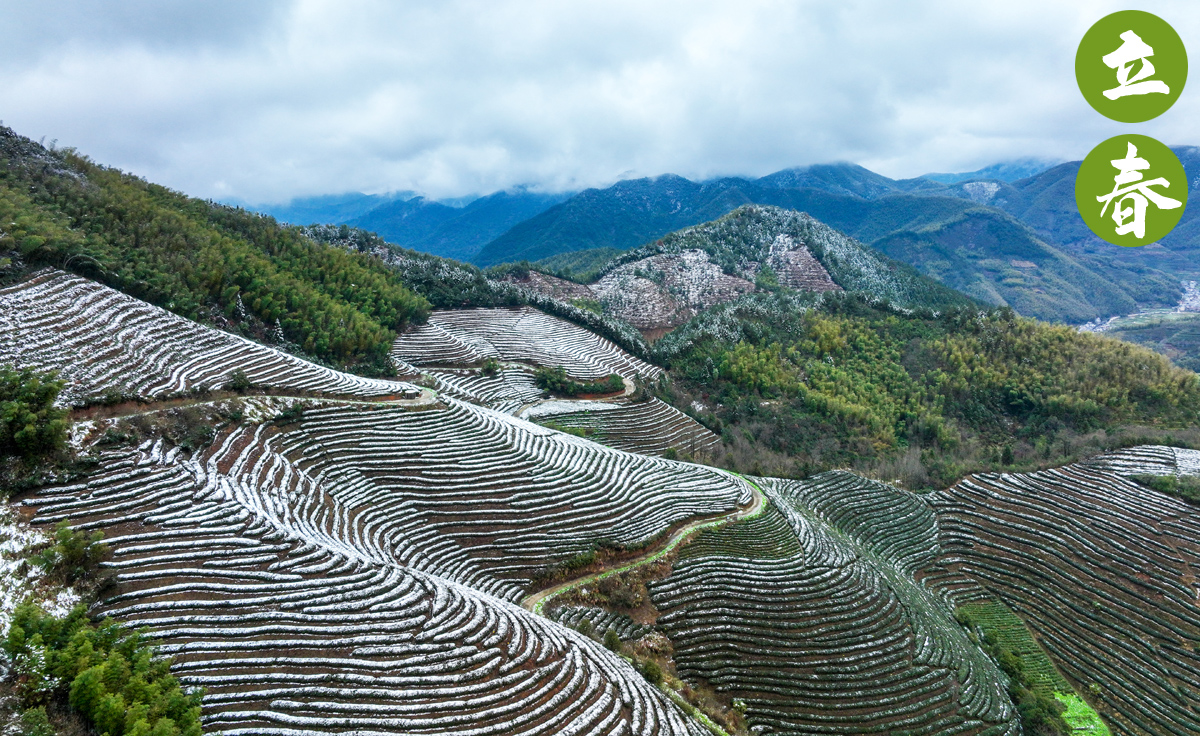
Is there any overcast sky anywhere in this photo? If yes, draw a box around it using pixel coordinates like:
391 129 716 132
1 0 1196 204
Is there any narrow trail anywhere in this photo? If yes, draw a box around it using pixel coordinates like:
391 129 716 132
69 387 439 421
520 474 768 615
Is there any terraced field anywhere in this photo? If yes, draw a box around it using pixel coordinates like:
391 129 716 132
425 367 545 414
649 472 1018 735
24 435 709 736
1083 443 1200 477
547 605 653 641
931 460 1200 736
519 398 720 458
11 267 1200 736
2 269 759 733
389 307 726 457
393 307 662 382
0 270 418 402
173 398 750 601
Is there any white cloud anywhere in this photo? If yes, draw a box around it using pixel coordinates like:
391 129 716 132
0 0 1196 202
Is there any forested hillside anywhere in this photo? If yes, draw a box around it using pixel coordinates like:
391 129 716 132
653 291 1200 486
0 126 429 374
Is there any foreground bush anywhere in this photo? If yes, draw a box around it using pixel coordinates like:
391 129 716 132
4 602 202 736
28 520 112 589
0 366 67 462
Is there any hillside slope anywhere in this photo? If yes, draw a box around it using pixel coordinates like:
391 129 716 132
931 448 1200 736
25 403 719 735
5 268 1200 736
994 147 1200 285
0 126 428 373
2 270 421 404
391 305 721 457
652 290 1200 484
651 472 1018 735
599 205 973 311
6 274 753 733
511 205 975 333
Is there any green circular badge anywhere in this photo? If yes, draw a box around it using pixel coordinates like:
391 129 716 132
1076 10 1187 122
1076 134 1187 246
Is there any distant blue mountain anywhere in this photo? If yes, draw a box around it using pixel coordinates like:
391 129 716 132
243 188 571 261
921 158 1062 184
471 156 1200 324
351 189 571 262
251 191 418 225
471 164 948 267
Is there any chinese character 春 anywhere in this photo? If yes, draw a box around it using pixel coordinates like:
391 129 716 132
1096 142 1182 239
1102 30 1171 100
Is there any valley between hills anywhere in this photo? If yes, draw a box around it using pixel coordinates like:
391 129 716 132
2 125 1200 736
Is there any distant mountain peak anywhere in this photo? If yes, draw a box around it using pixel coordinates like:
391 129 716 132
755 162 899 198
921 157 1063 185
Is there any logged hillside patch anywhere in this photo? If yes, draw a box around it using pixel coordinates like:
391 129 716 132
599 205 975 313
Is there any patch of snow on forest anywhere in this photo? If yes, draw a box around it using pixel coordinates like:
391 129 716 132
0 508 79 639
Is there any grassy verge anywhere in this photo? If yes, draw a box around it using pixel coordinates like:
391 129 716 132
1056 693 1112 736
956 599 1108 734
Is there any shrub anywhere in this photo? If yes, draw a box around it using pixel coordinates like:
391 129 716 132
603 628 621 652
0 366 67 462
1130 473 1200 504
225 368 252 392
19 707 55 736
28 520 111 588
273 403 306 426
4 602 203 736
639 659 664 687
534 366 624 397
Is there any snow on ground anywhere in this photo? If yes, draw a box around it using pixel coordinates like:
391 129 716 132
1176 448 1200 475
0 507 79 639
1179 280 1200 313
518 399 625 420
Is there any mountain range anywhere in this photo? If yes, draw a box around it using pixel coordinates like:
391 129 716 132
254 187 571 263
250 151 1199 326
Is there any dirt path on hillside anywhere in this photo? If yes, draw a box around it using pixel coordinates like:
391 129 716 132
70 388 439 421
521 476 767 615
